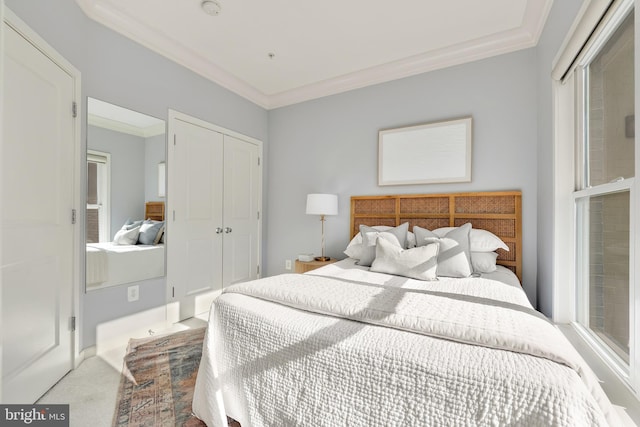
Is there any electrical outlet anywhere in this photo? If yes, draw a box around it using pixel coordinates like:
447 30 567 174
285 259 292 270
127 285 139 302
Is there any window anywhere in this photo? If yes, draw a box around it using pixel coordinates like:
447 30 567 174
571 3 636 381
87 150 110 243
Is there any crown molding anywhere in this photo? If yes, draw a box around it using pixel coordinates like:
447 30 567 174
75 0 270 108
88 113 165 138
76 0 551 110
270 0 553 109
268 29 538 109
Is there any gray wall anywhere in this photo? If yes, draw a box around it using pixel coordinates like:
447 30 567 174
267 49 540 304
6 0 268 349
535 0 584 316
87 125 146 239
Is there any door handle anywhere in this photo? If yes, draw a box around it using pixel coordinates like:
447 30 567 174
224 227 232 234
215 227 223 234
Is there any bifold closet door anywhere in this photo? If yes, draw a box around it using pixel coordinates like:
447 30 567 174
222 135 260 286
168 119 224 321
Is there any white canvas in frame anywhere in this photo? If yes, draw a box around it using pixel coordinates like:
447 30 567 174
378 117 472 186
158 162 166 197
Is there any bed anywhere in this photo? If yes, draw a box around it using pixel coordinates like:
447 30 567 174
192 191 619 426
85 242 164 289
86 201 166 290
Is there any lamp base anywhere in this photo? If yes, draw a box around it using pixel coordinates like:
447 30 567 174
314 256 331 262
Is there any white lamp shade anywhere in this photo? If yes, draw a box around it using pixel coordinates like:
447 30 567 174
306 194 338 216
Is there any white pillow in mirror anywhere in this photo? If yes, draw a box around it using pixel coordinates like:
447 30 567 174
113 226 140 245
122 219 143 230
154 226 165 245
370 237 439 281
138 220 164 245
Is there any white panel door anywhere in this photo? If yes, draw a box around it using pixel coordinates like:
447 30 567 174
223 135 260 286
2 23 76 403
167 119 224 321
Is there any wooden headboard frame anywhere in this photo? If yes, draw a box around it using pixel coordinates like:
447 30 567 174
145 201 165 221
350 191 522 282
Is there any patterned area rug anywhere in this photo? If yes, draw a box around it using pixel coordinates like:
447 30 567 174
113 327 240 427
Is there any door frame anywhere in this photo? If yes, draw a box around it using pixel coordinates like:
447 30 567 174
166 109 263 323
3 6 82 370
1 0 5 404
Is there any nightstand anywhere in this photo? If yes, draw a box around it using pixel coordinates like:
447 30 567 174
295 258 337 273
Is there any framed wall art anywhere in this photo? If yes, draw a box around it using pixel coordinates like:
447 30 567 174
378 117 472 186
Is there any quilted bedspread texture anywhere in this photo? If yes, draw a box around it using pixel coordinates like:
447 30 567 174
192 271 618 427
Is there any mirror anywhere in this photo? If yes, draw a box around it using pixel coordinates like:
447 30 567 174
85 97 166 291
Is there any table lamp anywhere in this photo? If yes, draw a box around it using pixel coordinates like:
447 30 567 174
306 194 338 261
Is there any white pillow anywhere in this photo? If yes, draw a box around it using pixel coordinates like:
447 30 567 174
343 236 364 259
433 227 509 252
356 230 403 267
416 223 473 278
122 219 143 230
471 251 498 273
344 225 415 258
360 223 409 248
113 226 141 245
370 237 439 281
154 225 165 245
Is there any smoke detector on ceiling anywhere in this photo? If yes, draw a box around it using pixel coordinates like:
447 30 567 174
201 0 221 16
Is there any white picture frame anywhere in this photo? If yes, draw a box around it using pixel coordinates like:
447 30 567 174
378 117 472 186
158 162 166 197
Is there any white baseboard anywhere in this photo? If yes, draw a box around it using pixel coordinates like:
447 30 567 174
95 306 169 356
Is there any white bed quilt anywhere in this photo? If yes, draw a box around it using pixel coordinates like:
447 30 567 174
85 242 164 289
193 264 618 426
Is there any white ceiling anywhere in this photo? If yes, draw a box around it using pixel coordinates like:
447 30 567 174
88 97 165 137
76 0 553 109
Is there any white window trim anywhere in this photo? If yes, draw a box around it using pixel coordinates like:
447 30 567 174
552 71 577 324
87 149 111 242
573 180 634 382
552 0 639 398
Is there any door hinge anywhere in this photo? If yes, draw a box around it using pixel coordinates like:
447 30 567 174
257 211 260 220
172 286 175 298
258 157 260 166
71 209 77 224
257 265 260 275
173 134 176 146
173 210 176 221
72 102 77 118
71 316 76 331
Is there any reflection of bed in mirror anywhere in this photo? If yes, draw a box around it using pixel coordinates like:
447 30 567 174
86 201 165 290
86 243 164 289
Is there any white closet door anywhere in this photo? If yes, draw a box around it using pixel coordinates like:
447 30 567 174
223 135 260 286
2 23 76 403
167 119 223 321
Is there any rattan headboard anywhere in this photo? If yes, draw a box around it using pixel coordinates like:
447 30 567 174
350 191 522 282
145 201 165 221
